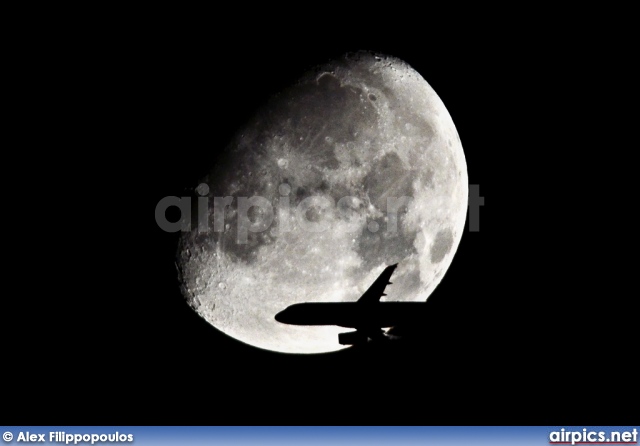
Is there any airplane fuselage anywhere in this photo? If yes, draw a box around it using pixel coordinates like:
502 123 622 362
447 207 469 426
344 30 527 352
275 301 428 329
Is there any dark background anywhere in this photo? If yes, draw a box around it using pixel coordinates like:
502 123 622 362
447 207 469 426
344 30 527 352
6 20 635 426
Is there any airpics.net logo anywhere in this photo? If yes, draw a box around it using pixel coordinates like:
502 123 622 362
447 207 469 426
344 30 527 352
549 428 638 445
154 182 485 242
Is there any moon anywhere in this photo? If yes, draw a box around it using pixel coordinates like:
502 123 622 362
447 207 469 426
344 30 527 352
176 51 468 353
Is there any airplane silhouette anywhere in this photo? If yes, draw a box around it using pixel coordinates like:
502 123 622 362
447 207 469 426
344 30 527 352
275 263 428 345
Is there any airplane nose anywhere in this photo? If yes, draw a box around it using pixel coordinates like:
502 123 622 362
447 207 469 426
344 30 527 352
275 305 298 324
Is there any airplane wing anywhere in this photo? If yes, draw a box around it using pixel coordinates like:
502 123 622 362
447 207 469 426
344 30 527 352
357 263 398 304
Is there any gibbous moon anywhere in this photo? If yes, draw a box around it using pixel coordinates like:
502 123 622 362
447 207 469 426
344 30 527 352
176 52 468 353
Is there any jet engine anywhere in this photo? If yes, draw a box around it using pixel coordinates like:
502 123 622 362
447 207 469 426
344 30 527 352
338 330 368 345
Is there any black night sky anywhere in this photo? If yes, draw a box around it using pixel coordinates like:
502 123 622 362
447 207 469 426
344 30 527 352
5 20 635 427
